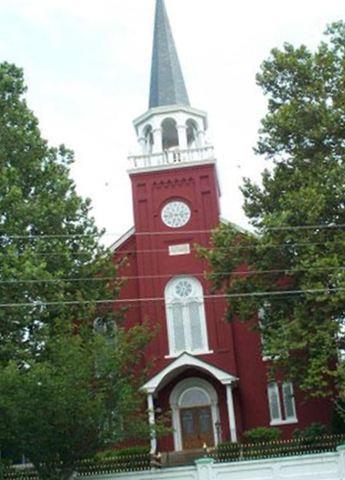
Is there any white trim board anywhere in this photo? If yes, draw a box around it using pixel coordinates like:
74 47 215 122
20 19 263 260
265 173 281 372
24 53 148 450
110 226 135 253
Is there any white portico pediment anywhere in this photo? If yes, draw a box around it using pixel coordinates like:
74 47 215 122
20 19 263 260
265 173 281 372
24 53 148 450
141 352 238 395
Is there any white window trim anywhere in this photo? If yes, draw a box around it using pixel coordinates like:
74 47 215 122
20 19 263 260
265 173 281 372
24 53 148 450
165 276 209 357
268 382 298 426
270 418 298 426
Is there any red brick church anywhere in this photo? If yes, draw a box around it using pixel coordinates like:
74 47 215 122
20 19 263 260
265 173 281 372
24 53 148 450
112 0 331 454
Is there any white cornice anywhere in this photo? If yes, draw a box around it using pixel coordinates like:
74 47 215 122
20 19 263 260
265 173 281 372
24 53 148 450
128 158 216 176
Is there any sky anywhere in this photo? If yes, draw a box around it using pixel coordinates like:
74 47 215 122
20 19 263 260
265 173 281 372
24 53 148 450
0 0 344 242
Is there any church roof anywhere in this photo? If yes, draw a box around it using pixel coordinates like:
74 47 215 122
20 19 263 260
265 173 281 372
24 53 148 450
149 0 190 109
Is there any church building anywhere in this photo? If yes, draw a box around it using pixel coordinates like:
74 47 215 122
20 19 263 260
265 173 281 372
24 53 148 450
112 0 331 454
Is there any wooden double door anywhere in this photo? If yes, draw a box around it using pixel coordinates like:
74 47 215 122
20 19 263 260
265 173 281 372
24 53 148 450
180 406 215 450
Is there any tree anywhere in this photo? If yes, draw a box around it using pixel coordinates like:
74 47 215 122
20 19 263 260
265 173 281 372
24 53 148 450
0 62 150 479
0 326 151 480
201 22 345 398
0 62 118 365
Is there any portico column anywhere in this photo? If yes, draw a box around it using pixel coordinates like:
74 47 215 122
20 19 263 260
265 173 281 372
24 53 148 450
138 136 146 154
225 383 237 443
147 392 158 454
177 125 188 150
153 128 163 153
197 129 206 147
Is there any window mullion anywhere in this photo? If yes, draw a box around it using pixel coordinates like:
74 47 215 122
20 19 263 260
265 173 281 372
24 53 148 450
184 301 192 352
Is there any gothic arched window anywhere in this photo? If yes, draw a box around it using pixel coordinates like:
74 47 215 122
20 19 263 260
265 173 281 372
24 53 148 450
165 276 209 356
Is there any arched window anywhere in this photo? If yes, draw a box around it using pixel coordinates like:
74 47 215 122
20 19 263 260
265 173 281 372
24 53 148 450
143 125 154 154
165 276 209 356
186 119 199 148
179 388 210 408
162 118 179 150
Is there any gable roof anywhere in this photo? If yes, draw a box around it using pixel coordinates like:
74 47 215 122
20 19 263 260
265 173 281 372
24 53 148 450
141 352 238 394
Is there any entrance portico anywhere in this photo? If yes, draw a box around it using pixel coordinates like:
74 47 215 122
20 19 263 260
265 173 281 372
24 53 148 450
141 353 238 453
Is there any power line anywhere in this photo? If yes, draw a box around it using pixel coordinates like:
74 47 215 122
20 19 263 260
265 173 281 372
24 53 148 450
2 223 345 240
1 266 344 285
0 287 344 309
6 240 345 259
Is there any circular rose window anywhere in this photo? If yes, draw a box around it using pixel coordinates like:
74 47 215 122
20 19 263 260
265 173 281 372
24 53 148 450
161 201 191 228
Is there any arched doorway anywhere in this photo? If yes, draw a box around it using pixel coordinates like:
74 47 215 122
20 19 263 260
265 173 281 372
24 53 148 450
170 378 219 451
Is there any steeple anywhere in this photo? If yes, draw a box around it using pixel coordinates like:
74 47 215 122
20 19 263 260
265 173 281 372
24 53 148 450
149 0 190 109
129 0 211 169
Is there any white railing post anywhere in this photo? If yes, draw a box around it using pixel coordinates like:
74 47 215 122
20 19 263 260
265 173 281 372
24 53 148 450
195 458 215 480
337 445 345 478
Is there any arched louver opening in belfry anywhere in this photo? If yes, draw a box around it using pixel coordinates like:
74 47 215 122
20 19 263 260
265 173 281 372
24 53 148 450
186 119 199 149
162 118 179 150
143 124 154 154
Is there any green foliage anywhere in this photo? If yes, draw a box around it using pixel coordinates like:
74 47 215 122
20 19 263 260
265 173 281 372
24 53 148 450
332 401 345 434
293 423 328 440
243 427 282 444
94 446 150 461
0 62 124 366
201 22 345 398
0 62 151 480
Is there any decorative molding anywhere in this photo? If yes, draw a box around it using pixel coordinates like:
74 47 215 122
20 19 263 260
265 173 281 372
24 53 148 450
141 352 238 394
128 158 216 176
153 177 194 190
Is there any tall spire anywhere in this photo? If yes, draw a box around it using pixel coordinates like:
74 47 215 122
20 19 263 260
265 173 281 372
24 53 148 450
149 0 190 109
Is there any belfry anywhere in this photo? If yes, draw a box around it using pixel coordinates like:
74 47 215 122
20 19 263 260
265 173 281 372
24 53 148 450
112 0 331 455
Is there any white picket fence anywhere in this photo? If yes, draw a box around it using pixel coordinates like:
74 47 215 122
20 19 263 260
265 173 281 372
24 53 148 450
87 447 345 480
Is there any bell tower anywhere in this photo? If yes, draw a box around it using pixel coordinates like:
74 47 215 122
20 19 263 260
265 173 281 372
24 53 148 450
127 0 223 370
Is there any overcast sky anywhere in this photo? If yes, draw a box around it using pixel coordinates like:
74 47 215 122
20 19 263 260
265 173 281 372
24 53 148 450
1 0 344 241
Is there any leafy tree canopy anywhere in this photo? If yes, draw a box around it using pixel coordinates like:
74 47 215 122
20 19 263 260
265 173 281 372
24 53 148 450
201 22 345 398
0 63 150 479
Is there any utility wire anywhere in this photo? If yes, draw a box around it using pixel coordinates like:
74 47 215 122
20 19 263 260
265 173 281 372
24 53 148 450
2 223 345 240
0 287 344 309
6 240 345 258
1 266 345 285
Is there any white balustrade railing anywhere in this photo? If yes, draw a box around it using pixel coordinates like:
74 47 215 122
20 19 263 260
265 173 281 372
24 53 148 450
128 146 215 170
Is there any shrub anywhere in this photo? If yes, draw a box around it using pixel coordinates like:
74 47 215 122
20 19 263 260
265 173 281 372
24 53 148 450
94 445 150 460
243 427 282 444
332 402 345 435
293 423 328 441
